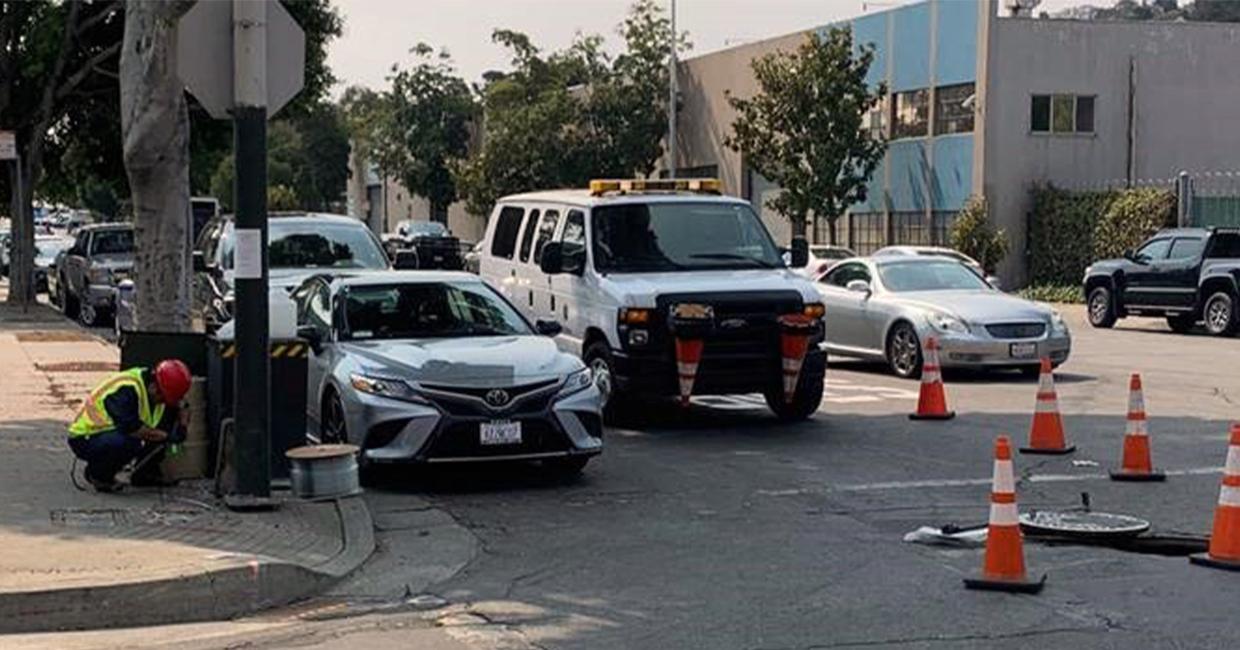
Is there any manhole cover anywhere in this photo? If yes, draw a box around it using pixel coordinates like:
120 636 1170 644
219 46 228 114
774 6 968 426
1020 510 1151 539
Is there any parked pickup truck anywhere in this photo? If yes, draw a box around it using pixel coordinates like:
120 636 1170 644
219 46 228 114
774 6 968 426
1083 227 1240 336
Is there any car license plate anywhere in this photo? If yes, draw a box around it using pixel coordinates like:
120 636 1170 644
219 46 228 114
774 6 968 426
480 420 521 445
1010 342 1038 359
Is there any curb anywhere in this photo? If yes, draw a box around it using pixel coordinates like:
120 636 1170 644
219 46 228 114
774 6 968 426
0 495 375 634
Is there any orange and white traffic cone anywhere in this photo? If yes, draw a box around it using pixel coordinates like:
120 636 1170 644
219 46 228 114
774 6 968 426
778 314 816 404
964 436 1047 593
1190 423 1240 572
1110 373 1165 482
674 338 704 407
1020 358 1075 455
909 337 954 420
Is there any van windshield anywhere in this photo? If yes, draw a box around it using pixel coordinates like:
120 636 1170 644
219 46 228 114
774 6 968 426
591 202 783 273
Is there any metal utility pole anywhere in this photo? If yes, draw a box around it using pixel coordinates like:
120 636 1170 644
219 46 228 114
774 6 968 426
231 0 271 502
667 0 677 179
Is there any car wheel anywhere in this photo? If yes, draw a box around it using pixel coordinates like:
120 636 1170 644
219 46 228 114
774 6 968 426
584 341 622 417
545 455 590 478
1203 291 1239 336
1166 313 1196 334
321 391 349 445
1087 286 1117 328
886 322 923 379
78 301 99 327
764 369 824 421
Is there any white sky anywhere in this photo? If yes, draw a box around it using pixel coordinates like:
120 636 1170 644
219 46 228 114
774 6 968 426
327 0 1083 94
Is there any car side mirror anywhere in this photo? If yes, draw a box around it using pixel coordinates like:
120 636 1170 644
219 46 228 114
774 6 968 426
1122 248 1136 261
790 236 810 268
846 279 871 295
393 250 419 270
986 275 1003 291
296 324 322 351
535 319 563 337
540 242 565 275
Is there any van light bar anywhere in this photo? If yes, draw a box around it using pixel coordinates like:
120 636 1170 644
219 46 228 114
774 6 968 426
589 178 722 196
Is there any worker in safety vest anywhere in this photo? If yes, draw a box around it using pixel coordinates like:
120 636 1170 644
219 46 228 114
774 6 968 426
67 359 192 492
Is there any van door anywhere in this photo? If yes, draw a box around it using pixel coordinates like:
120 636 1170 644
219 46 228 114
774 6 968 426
548 209 590 355
514 208 540 319
480 205 527 307
529 207 562 321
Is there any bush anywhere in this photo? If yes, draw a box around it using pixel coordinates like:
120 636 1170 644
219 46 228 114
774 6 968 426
951 195 1009 274
1028 185 1175 286
1018 284 1084 304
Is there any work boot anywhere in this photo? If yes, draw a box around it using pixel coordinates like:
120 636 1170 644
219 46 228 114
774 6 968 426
130 466 177 488
85 469 124 493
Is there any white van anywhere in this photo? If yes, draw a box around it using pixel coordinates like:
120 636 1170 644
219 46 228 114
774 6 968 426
478 179 827 420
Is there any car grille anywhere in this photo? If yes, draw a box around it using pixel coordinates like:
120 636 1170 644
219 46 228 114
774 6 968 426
985 322 1047 339
420 379 558 417
423 417 570 459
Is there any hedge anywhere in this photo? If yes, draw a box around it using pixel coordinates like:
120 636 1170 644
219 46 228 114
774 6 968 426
1018 284 1084 304
1028 185 1176 286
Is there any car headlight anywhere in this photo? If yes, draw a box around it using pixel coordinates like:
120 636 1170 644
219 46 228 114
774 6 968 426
927 311 969 334
1051 310 1069 333
556 367 593 399
349 373 427 404
88 267 112 284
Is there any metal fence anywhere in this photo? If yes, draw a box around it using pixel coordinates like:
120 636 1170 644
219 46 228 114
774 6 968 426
1055 171 1240 229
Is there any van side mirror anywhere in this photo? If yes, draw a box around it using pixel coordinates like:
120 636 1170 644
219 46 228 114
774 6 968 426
790 236 809 268
297 324 322 351
540 242 565 275
535 319 563 337
192 250 209 273
393 250 419 270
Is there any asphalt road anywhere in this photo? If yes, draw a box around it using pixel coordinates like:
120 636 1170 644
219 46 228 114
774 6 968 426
13 305 1240 650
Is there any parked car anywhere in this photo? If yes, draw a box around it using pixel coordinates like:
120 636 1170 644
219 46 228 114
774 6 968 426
1084 227 1240 336
52 224 134 326
873 245 986 275
32 235 73 293
476 178 826 421
804 245 856 279
463 241 484 274
194 212 391 329
382 220 464 270
291 271 603 476
816 256 1070 378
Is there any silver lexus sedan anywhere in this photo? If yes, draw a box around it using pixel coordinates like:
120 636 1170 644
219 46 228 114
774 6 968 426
292 271 603 476
815 256 1071 378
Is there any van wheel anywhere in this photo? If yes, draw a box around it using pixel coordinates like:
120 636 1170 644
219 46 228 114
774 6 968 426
1203 291 1239 336
584 341 622 417
764 370 824 421
1087 286 1117 328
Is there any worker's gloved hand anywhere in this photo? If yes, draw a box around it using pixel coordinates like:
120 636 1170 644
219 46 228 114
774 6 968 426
137 428 168 443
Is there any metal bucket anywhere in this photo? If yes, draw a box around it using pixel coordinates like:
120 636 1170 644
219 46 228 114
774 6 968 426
286 444 362 500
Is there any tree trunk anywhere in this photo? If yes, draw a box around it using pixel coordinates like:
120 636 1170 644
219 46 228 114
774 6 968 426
792 212 808 239
828 216 837 245
5 156 34 307
120 1 195 332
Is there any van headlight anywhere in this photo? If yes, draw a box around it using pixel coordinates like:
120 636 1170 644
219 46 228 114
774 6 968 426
88 267 112 284
927 311 969 334
556 368 593 398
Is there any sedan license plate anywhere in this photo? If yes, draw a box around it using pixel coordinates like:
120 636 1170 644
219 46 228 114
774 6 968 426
480 420 522 445
1010 342 1038 359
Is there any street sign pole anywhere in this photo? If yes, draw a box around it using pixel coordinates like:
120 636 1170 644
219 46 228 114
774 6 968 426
230 0 271 503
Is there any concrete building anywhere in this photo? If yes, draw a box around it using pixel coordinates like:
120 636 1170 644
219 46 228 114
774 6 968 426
345 149 485 244
672 0 1240 285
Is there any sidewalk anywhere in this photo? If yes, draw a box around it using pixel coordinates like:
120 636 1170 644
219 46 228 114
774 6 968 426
0 286 374 634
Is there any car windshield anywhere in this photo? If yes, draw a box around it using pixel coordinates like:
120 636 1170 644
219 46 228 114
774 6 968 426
592 201 782 272
879 261 990 292
35 239 71 259
812 247 853 260
90 229 134 255
223 221 388 270
402 221 448 237
342 281 531 340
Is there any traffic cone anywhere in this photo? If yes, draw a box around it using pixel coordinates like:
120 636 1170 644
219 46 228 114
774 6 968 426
778 314 816 404
1190 423 1240 572
1020 358 1075 455
1110 373 1165 482
674 338 704 407
964 436 1047 593
909 337 954 420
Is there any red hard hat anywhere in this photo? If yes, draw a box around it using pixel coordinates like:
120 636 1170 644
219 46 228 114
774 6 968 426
154 359 192 404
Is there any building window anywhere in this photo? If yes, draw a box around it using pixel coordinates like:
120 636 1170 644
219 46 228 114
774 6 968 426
890 212 955 247
1031 94 1095 134
866 97 887 140
934 83 975 135
891 89 929 139
848 212 885 255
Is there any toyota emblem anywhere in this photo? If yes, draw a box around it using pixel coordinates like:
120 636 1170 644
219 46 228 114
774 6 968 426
485 388 511 407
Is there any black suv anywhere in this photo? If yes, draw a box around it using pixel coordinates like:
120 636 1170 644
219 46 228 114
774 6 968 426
1083 227 1240 335
383 220 464 270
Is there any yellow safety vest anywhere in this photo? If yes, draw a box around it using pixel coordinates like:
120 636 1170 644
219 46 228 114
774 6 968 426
68 368 165 438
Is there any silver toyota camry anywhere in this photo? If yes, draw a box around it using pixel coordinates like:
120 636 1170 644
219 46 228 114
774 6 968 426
292 271 603 476
815 256 1071 378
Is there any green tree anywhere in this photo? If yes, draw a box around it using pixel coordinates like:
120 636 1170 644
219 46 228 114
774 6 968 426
209 116 348 212
456 0 688 215
371 45 475 222
725 27 886 243
950 196 1009 275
